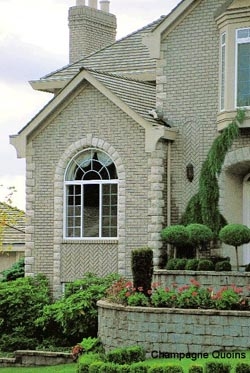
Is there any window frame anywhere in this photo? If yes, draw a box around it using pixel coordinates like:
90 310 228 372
220 32 226 112
63 149 119 240
235 27 250 109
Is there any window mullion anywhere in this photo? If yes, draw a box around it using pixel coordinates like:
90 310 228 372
99 184 102 238
81 184 84 238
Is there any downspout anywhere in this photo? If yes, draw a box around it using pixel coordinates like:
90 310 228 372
167 141 171 226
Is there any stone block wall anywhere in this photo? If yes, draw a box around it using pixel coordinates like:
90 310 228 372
98 300 250 354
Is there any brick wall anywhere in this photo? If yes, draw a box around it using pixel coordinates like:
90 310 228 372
156 0 226 223
25 84 166 296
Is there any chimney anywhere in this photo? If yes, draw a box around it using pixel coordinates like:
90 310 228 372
69 0 116 64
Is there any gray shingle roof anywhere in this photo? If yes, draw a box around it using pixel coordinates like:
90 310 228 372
35 16 166 84
88 68 158 123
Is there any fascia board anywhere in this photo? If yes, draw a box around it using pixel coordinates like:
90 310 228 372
29 79 68 93
142 0 200 58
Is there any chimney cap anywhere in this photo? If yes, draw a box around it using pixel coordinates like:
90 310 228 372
100 0 110 13
76 0 85 5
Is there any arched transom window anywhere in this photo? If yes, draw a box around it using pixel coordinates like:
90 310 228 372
64 148 118 238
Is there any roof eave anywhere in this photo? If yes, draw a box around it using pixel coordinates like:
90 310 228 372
29 79 69 93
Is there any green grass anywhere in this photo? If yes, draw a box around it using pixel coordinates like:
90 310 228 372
0 363 76 373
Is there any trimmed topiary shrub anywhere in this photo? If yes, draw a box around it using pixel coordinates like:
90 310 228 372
235 363 250 373
89 361 104 373
186 224 213 258
165 366 184 373
131 248 153 295
106 346 146 365
189 366 203 373
175 258 188 270
161 225 190 258
166 258 179 270
185 259 199 271
197 259 214 271
219 224 250 271
78 353 102 373
130 362 148 372
215 260 232 272
205 362 231 373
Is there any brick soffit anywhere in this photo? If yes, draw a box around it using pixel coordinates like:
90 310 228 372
10 69 177 158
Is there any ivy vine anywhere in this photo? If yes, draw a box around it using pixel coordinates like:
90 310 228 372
181 109 246 236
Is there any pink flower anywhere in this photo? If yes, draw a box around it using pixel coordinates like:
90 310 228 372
138 287 143 292
147 289 152 295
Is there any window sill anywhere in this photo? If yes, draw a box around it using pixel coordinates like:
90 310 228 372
217 109 250 131
62 238 119 244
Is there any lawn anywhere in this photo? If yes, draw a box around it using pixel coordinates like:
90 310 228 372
0 363 76 373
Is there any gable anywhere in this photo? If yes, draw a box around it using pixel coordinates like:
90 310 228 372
10 69 177 157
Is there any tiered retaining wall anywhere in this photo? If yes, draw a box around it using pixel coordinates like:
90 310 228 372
97 300 250 354
0 351 73 367
153 270 250 290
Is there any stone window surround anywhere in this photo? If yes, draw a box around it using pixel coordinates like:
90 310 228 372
53 136 126 297
216 8 250 130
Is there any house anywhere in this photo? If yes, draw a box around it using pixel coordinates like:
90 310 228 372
10 0 250 297
0 203 25 273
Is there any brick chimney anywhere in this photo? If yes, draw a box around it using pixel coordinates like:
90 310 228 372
69 0 117 64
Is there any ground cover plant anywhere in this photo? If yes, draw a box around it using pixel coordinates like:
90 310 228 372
105 277 250 310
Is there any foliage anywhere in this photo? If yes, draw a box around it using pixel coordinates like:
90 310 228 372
127 291 150 306
185 259 199 271
107 278 249 310
161 225 189 246
166 258 179 270
182 109 245 236
188 366 203 373
36 272 120 346
174 258 187 270
130 362 148 373
215 260 231 272
235 363 250 373
78 353 102 373
205 362 231 373
0 275 50 351
0 257 24 282
79 337 103 353
219 224 250 270
186 224 213 258
106 346 146 365
131 248 153 296
0 186 24 252
197 260 214 271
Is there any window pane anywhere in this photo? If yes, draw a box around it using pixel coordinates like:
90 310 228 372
66 185 81 237
83 184 99 237
102 184 117 237
237 43 250 107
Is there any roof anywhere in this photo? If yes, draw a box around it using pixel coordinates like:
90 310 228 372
0 203 25 246
30 16 166 93
10 68 177 157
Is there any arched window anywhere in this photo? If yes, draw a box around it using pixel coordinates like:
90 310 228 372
64 148 118 238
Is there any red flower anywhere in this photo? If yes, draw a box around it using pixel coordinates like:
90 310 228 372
138 287 143 292
147 289 152 295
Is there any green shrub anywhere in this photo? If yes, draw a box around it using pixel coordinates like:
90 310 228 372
245 263 250 272
161 225 189 248
166 258 178 270
131 248 153 295
89 361 104 373
99 363 120 373
79 337 103 353
130 362 148 372
165 366 184 373
215 260 231 271
78 353 102 373
175 258 187 270
205 362 231 373
0 274 50 351
106 346 146 365
127 292 150 306
36 272 119 346
185 259 199 271
186 224 213 257
148 366 168 372
219 224 250 271
197 259 214 271
235 363 250 373
0 257 24 282
189 366 203 373
117 365 131 373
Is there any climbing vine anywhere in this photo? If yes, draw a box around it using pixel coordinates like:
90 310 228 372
181 109 246 236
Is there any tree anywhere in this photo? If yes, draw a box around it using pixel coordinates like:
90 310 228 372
186 224 213 259
219 224 250 271
161 225 189 258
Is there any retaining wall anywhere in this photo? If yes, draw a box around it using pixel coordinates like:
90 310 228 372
153 270 250 290
97 300 250 354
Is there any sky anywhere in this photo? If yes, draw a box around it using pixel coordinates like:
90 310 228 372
0 0 181 210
